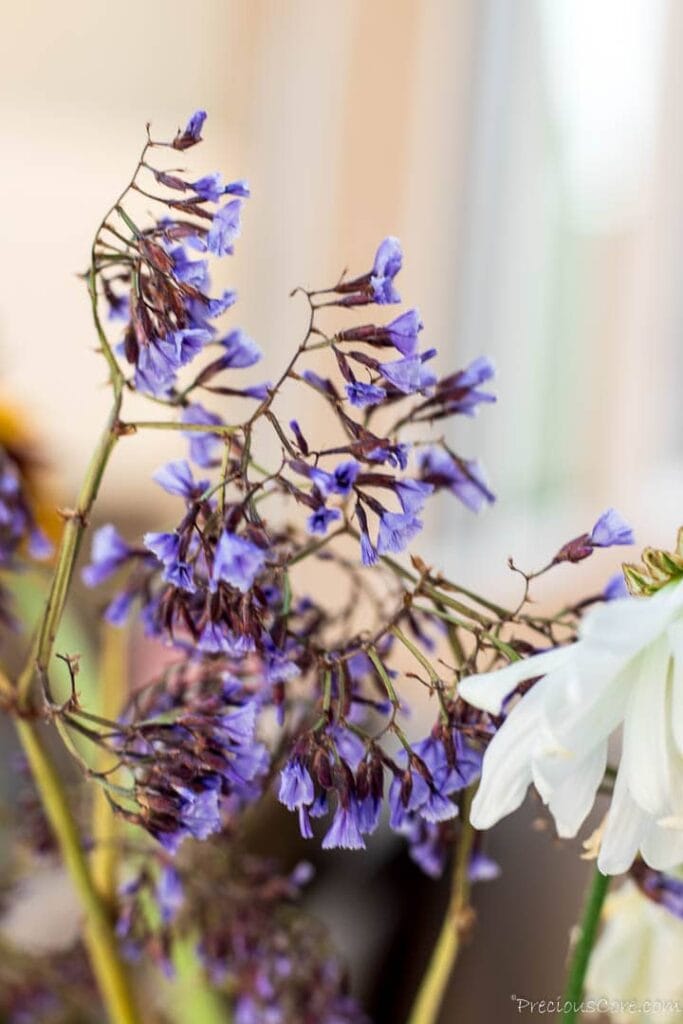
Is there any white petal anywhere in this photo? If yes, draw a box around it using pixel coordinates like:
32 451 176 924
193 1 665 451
580 578 683 656
534 742 607 838
640 817 683 870
469 675 550 829
668 618 683 757
458 645 572 716
621 637 674 819
598 766 648 875
541 648 627 758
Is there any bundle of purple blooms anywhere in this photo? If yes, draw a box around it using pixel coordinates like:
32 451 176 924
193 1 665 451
0 110 680 1024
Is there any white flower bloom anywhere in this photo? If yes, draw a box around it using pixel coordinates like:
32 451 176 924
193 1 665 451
459 579 683 874
586 881 683 1023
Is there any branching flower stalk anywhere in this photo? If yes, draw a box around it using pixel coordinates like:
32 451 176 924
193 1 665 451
0 109 666 1023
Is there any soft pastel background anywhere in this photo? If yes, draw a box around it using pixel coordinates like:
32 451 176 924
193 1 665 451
1 2 681 1021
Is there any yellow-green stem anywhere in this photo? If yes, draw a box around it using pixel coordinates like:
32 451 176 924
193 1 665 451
91 623 128 904
407 790 476 1024
16 392 122 704
15 718 140 1024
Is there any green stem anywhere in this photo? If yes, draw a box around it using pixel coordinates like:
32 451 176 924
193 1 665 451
15 718 140 1024
91 623 128 905
562 867 610 1022
407 790 476 1024
17 393 122 703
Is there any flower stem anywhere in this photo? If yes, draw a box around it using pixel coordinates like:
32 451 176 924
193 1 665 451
16 392 122 704
562 867 610 1022
407 790 476 1024
15 717 140 1024
91 622 128 904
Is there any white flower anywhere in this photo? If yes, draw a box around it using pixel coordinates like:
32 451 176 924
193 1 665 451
459 579 683 874
586 881 683 1023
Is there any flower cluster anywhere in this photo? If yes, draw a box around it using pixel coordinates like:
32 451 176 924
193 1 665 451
95 668 268 853
117 850 369 1024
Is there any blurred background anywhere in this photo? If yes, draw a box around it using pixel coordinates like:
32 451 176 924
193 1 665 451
1 1 682 1021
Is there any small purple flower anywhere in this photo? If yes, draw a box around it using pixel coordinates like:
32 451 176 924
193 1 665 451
207 199 243 256
418 448 495 512
82 525 131 587
181 403 224 467
28 528 53 560
379 354 437 395
345 381 387 408
153 460 206 500
279 760 315 810
468 851 501 883
590 508 634 548
144 531 180 566
603 571 629 601
385 308 423 355
177 786 222 841
105 590 135 626
376 510 423 555
225 179 251 197
191 173 225 202
173 109 207 150
322 804 366 851
219 329 262 368
308 459 360 498
395 480 433 515
156 865 184 924
210 531 266 593
370 237 403 304
307 507 341 536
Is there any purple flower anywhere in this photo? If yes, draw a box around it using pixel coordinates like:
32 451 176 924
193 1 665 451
81 525 131 587
181 403 224 467
171 247 209 287
379 354 437 395
395 480 433 515
468 852 501 883
28 528 53 560
643 871 683 920
307 507 341 536
345 381 387 408
219 329 262 368
309 459 361 499
156 865 184 924
207 199 243 256
370 237 402 304
225 179 251 198
144 531 180 565
205 289 238 318
418 448 495 512
279 760 315 810
590 508 634 548
191 173 225 202
385 308 423 355
376 510 423 555
105 590 135 626
173 109 207 150
153 460 206 500
177 786 222 841
603 571 629 601
322 804 366 851
210 531 266 593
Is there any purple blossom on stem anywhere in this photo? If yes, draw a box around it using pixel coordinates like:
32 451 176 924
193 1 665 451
307 507 341 536
321 804 366 851
345 381 387 408
81 525 131 587
590 508 635 548
210 531 266 593
207 200 243 256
